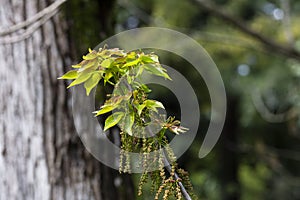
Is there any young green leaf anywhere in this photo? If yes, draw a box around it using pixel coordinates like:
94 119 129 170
84 73 101 96
123 58 140 67
140 55 155 63
126 51 136 60
136 65 144 77
144 100 165 112
101 58 113 68
94 95 125 116
126 75 133 84
72 64 81 68
106 48 125 57
104 112 124 131
150 54 159 62
136 104 146 116
104 71 114 85
124 111 135 136
81 59 97 71
94 104 118 116
144 64 171 80
58 70 78 80
67 71 92 88
83 51 98 60
140 84 152 93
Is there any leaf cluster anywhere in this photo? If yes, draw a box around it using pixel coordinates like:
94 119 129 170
59 46 195 199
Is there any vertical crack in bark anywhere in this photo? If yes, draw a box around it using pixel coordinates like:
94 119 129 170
47 4 71 199
41 49 54 200
1 124 7 157
38 2 56 199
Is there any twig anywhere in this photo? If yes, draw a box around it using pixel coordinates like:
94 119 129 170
144 125 193 199
162 151 192 200
117 0 168 27
118 0 296 61
0 0 67 37
193 0 300 61
280 0 294 46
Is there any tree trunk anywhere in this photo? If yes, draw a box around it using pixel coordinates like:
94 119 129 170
0 0 134 199
218 95 240 200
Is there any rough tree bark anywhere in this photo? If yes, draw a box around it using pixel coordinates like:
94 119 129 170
0 0 134 199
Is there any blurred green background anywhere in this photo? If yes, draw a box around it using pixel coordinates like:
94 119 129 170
68 0 300 199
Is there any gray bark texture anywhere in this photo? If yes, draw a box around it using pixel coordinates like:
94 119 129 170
0 0 134 199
